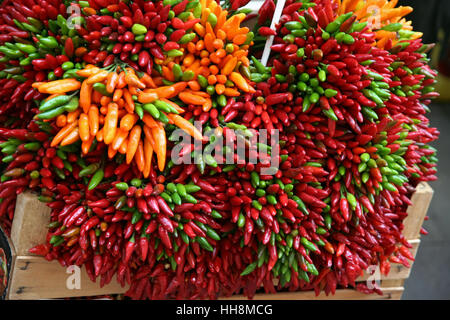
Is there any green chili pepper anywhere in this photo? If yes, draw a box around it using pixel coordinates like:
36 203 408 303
37 105 66 120
93 82 112 97
197 75 208 88
237 213 246 228
153 100 179 114
39 36 59 49
15 43 37 54
205 226 220 241
88 169 104 190
167 49 183 57
171 192 182 205
40 95 72 112
131 24 147 36
176 184 187 198
196 236 213 252
79 163 100 177
240 261 257 276
0 46 22 58
59 97 78 113
266 195 277 205
184 194 197 204
302 95 311 112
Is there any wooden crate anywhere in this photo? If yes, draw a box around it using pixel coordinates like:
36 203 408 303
1 183 433 300
4 192 128 300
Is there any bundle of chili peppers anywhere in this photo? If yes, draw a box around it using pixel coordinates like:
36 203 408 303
0 0 439 299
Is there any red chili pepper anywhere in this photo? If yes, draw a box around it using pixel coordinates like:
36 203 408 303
124 233 136 264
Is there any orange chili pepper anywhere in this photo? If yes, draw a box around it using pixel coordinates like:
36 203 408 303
106 72 119 93
187 80 201 91
233 33 247 45
138 91 158 104
56 114 67 127
119 137 128 154
179 91 207 105
140 73 157 88
44 93 62 102
143 136 153 178
120 113 138 131
88 106 99 136
38 79 81 94
142 125 156 150
67 109 81 123
86 70 109 85
83 7 96 16
81 135 94 155
100 105 108 115
123 88 135 113
167 114 204 141
215 83 225 95
229 72 250 92
80 81 92 113
134 140 145 172
128 86 138 95
204 33 215 53
76 66 100 78
113 89 123 102
216 28 226 40
103 103 119 144
209 65 219 75
60 126 80 146
223 87 241 96
203 99 212 112
209 52 221 64
92 89 103 104
126 125 142 164
96 128 104 142
207 75 217 85
116 71 127 89
78 113 90 142
125 68 146 89
212 39 223 50
142 114 159 128
151 125 166 171
50 122 77 147
216 74 227 84
222 57 237 76
100 95 111 106
108 143 117 158
112 128 129 151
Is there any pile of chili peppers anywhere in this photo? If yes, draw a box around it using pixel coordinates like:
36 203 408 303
0 0 439 299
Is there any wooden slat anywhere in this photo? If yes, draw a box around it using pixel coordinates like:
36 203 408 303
403 182 433 240
8 256 128 300
11 192 51 256
221 287 404 300
381 279 405 287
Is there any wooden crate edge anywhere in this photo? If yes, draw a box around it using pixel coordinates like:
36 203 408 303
220 287 404 300
8 255 128 300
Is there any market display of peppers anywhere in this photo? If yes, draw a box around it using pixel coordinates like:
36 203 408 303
0 0 439 299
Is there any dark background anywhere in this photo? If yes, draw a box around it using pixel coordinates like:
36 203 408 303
397 0 450 300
